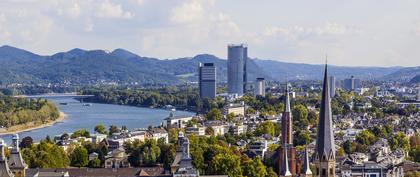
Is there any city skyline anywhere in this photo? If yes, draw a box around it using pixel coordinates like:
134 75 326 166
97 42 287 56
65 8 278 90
1 0 420 67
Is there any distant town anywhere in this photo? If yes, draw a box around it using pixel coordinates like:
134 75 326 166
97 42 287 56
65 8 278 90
0 44 419 177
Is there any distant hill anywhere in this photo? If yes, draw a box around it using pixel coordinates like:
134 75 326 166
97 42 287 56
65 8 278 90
0 45 416 86
253 59 401 80
382 66 420 81
410 74 420 83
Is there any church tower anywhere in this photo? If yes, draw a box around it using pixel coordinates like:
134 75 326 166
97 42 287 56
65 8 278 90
314 64 336 177
8 134 27 177
279 83 297 176
301 147 313 177
0 138 14 177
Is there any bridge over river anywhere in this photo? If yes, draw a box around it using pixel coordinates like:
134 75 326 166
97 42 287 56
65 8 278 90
14 93 94 99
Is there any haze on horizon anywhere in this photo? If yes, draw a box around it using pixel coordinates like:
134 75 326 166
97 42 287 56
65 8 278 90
0 0 420 67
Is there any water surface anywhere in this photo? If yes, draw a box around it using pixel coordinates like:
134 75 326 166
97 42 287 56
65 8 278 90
0 97 194 143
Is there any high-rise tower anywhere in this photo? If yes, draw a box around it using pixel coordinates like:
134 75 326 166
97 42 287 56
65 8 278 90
199 63 216 99
227 44 247 95
314 64 336 177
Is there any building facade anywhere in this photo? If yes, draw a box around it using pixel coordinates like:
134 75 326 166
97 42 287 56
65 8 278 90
255 78 265 96
227 44 247 95
199 63 216 99
329 76 336 98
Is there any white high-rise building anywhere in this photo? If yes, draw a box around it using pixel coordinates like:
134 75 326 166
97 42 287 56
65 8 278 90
329 76 336 98
255 78 265 96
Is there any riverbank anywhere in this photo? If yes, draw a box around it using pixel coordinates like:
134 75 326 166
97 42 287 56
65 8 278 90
0 112 66 135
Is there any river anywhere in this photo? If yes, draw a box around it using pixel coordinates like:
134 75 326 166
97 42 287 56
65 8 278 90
0 97 194 143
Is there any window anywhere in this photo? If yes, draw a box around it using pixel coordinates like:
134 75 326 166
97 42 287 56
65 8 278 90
322 168 326 176
330 168 333 175
316 168 319 175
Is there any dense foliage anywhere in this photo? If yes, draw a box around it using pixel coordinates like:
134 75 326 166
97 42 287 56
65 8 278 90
22 139 70 168
0 95 60 128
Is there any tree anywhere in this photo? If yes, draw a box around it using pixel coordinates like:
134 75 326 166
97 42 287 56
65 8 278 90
294 130 312 146
409 145 420 163
356 130 377 146
242 156 267 177
266 167 278 177
343 140 356 154
109 125 119 135
205 127 215 136
206 108 222 121
22 140 69 168
159 144 176 169
94 124 107 134
226 113 235 122
210 153 242 176
19 136 33 149
70 146 89 167
292 104 309 130
389 132 410 151
255 121 276 136
71 129 90 138
88 159 101 168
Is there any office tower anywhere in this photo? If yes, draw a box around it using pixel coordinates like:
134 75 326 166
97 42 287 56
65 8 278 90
417 88 420 101
344 76 355 91
314 64 336 177
279 85 297 176
354 78 361 89
227 44 247 95
329 76 336 98
255 78 265 96
199 63 216 99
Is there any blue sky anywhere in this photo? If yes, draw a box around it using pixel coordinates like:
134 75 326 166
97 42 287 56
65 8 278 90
0 0 420 67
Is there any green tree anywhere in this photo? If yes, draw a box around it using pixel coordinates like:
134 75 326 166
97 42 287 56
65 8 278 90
266 167 278 177
206 108 222 121
343 140 356 154
389 132 410 151
205 127 215 136
242 156 267 177
210 153 242 176
88 159 101 168
71 129 90 139
356 130 377 146
255 121 276 136
292 104 309 130
294 130 312 146
94 124 107 134
70 146 89 167
22 139 69 168
108 125 119 135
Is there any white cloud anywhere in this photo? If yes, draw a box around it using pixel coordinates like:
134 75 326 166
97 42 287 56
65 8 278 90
96 1 133 19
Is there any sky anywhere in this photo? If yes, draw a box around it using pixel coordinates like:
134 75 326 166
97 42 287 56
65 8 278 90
0 0 420 67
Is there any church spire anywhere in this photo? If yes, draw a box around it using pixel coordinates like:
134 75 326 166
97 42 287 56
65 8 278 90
314 63 336 177
303 147 312 175
280 146 292 177
315 64 335 160
285 80 291 113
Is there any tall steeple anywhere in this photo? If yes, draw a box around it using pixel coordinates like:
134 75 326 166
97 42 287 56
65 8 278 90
9 134 27 177
302 147 312 176
314 63 336 177
282 81 293 145
280 146 292 177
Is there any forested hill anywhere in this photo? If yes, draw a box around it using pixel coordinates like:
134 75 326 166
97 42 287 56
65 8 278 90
0 95 60 128
0 45 415 85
